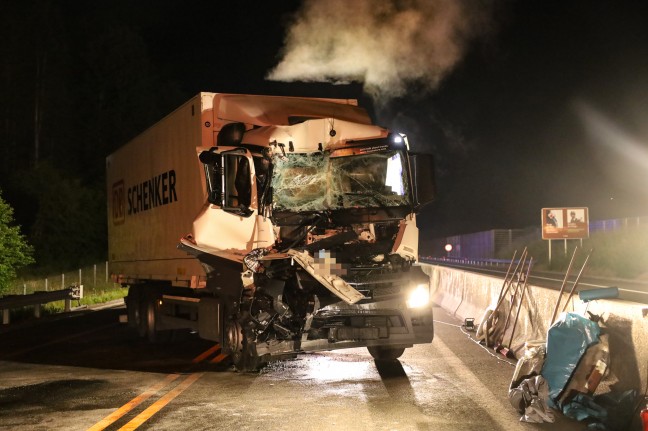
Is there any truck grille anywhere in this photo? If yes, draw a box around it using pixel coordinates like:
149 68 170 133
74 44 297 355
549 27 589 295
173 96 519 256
344 269 404 299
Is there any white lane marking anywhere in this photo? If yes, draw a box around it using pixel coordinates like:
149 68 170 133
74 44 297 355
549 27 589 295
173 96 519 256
431 336 527 430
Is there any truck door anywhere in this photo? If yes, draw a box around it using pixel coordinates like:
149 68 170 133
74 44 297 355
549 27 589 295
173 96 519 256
194 147 271 259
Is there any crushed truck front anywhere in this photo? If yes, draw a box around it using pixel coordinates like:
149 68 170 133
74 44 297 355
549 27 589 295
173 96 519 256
183 113 435 370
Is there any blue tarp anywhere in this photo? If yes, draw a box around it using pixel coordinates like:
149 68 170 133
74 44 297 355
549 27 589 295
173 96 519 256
541 312 601 405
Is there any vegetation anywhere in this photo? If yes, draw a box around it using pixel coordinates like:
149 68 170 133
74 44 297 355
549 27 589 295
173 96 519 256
498 224 648 280
0 2 185 272
0 190 34 296
4 263 126 321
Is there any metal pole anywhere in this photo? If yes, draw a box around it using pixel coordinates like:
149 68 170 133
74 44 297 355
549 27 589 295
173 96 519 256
561 249 594 313
105 261 109 283
506 257 534 349
79 268 82 285
94 264 97 288
564 239 567 254
62 273 65 289
548 239 552 265
550 247 578 326
45 278 48 291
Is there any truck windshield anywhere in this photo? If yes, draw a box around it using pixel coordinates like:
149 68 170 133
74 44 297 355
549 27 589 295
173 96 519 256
272 149 411 212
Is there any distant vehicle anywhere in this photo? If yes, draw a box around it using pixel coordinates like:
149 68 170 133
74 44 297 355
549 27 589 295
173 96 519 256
107 92 436 371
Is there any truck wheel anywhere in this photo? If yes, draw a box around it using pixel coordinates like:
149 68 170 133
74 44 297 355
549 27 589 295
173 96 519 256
126 287 141 330
137 299 148 338
367 346 406 361
142 298 171 343
225 321 263 372
144 300 158 343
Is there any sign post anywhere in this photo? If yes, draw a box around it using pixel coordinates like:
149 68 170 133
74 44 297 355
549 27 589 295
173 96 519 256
541 207 589 264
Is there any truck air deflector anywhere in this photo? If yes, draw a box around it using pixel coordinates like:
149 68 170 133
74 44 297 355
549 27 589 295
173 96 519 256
215 94 372 127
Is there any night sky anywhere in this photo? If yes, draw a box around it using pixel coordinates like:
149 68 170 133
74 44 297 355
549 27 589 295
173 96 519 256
5 0 648 242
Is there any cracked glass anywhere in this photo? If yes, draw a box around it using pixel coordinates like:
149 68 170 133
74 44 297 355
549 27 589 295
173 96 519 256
272 149 410 212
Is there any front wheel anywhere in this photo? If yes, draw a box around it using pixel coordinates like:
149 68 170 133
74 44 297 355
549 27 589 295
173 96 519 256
367 346 406 361
225 320 264 372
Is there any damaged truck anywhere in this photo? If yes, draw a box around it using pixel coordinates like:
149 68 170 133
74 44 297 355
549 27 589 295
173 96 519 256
107 92 436 371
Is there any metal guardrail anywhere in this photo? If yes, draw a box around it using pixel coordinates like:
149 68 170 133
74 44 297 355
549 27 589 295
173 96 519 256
420 256 513 267
0 285 83 325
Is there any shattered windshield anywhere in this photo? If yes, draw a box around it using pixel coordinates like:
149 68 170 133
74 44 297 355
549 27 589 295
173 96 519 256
272 149 411 212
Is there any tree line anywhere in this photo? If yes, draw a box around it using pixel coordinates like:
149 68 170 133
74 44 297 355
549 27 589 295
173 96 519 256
0 0 188 278
0 1 187 274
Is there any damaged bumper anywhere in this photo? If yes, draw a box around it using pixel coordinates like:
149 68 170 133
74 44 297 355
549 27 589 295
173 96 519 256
255 298 434 360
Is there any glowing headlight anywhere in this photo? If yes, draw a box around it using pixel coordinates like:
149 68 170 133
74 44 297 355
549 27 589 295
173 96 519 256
406 284 430 309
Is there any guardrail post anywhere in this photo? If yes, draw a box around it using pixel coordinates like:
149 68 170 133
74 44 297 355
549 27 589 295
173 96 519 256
34 304 41 319
94 264 97 287
2 309 9 325
65 297 71 312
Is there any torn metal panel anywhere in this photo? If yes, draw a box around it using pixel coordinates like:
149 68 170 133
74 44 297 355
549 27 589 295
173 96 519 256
288 249 365 305
391 214 419 261
191 206 275 261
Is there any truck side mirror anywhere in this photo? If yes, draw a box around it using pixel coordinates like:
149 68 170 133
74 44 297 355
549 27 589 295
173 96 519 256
409 153 435 208
199 151 223 205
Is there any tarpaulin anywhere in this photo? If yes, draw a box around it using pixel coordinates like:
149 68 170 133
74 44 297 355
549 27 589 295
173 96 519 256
541 312 601 406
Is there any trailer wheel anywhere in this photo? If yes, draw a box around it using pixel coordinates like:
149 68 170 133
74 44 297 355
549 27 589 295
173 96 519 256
367 346 406 361
142 298 171 343
144 299 158 342
126 287 141 330
137 299 148 338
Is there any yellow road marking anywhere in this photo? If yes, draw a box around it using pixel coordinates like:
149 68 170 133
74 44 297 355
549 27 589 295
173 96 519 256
85 343 220 431
86 374 180 431
117 372 204 431
191 343 221 363
210 352 229 363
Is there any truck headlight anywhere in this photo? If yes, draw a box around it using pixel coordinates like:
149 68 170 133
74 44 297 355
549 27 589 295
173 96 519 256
406 284 430 309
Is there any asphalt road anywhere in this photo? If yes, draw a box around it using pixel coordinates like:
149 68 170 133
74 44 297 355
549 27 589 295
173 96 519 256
0 302 592 431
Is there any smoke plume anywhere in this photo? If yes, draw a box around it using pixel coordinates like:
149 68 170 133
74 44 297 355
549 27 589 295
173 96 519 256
268 0 495 101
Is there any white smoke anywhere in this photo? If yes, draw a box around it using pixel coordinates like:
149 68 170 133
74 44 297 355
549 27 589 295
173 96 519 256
268 0 495 101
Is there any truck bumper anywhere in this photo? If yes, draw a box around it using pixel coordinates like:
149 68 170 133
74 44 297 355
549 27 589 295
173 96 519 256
255 299 434 360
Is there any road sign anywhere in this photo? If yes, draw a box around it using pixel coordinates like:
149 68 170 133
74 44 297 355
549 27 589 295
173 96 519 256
541 207 589 239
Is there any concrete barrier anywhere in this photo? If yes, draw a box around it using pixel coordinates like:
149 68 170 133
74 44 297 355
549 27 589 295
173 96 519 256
423 263 648 393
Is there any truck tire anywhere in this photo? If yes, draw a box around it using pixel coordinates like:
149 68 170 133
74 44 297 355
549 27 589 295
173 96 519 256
226 320 264 372
137 299 148 338
141 297 171 343
367 346 406 361
126 286 141 330
144 299 157 343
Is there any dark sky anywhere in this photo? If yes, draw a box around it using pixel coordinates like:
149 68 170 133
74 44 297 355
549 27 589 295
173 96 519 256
13 0 648 240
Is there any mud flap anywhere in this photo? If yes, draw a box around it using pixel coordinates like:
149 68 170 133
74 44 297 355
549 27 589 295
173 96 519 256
198 298 222 342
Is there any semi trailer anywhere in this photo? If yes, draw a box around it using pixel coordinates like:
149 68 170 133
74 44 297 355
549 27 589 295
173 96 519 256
107 92 436 371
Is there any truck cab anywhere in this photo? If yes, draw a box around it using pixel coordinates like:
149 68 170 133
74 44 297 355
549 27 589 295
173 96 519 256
182 115 435 371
